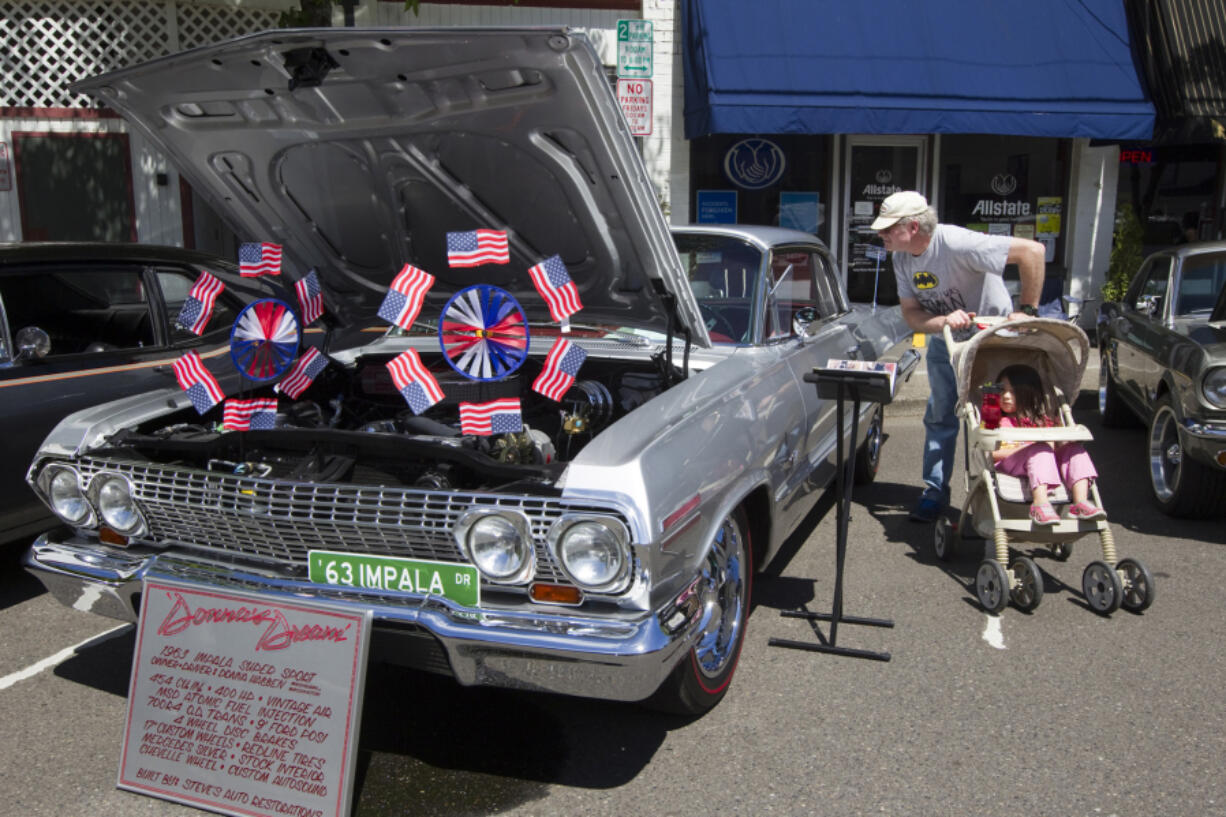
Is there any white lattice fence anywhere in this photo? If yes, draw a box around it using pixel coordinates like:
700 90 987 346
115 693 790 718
0 0 284 108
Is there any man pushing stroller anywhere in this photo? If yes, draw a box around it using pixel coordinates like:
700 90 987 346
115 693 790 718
871 191 1047 523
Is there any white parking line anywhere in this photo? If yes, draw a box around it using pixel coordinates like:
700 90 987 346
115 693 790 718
0 624 132 691
982 614 1006 649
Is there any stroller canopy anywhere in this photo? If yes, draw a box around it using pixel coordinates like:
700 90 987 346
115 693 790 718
952 318 1090 406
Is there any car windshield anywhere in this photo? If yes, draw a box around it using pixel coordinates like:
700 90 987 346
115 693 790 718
1177 253 1226 316
674 234 765 344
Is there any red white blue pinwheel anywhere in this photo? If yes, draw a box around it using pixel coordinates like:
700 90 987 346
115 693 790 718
229 298 301 382
439 285 529 381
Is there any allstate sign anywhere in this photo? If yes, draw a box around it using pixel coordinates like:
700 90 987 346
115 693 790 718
723 138 786 190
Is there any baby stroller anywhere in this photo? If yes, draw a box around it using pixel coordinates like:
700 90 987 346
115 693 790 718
932 317 1155 615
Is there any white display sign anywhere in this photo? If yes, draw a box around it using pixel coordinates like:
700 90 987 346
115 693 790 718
617 78 653 136
119 577 371 817
616 19 653 77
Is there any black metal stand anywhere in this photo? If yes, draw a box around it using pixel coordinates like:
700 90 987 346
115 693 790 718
769 368 895 662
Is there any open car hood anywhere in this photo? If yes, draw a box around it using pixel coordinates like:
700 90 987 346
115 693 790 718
72 28 708 346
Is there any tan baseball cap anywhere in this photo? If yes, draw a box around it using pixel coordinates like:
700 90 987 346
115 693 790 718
870 191 930 230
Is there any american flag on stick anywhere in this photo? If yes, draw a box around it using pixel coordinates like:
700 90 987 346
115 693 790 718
459 398 523 436
532 338 587 401
386 349 445 415
176 271 225 335
528 255 582 323
377 264 435 330
275 348 329 399
295 268 324 325
223 398 278 431
172 351 225 414
446 229 510 268
238 242 283 277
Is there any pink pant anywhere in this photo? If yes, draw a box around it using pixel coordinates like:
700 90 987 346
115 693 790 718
996 442 1097 490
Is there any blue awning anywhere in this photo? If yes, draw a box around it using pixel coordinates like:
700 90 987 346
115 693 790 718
682 0 1155 140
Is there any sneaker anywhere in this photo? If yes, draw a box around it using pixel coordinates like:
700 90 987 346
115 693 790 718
909 497 943 523
1029 503 1060 526
1069 501 1106 520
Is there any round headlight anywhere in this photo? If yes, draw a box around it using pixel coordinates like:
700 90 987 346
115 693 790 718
462 513 532 583
46 467 91 525
94 475 144 535
1202 367 1226 409
554 519 629 591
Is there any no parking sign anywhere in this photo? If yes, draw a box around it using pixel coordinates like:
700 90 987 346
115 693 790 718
616 78 652 136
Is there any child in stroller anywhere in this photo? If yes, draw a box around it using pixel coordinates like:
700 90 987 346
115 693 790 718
931 317 1154 616
991 364 1105 525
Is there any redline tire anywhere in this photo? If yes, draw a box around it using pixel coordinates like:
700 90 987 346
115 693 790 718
647 506 752 715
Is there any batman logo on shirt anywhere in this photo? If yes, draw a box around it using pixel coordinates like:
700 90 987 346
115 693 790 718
913 271 939 290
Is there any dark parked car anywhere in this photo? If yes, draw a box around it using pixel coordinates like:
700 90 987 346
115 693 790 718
0 243 282 542
1098 241 1226 516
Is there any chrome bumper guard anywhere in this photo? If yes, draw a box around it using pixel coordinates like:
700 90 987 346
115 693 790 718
24 534 688 703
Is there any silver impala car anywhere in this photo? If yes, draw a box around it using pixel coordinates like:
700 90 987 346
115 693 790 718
24 28 908 713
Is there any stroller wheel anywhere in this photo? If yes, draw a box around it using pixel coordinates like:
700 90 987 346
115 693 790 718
1008 557 1043 612
975 560 1009 614
1082 560 1123 615
934 517 957 562
1116 558 1156 613
1050 541 1073 561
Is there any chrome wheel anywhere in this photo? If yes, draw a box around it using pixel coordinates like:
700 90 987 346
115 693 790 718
648 507 753 714
693 515 749 679
854 408 883 485
1148 400 1183 505
1146 394 1226 517
1098 350 1133 428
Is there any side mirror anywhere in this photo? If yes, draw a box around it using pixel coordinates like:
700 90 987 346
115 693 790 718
791 306 819 337
1135 295 1162 317
15 326 51 360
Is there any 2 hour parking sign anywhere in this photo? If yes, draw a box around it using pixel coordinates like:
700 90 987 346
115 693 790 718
616 19 652 78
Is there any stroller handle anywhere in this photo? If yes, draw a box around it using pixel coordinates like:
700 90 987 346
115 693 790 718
941 314 1010 350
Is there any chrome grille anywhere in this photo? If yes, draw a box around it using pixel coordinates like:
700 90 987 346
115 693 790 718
75 458 632 586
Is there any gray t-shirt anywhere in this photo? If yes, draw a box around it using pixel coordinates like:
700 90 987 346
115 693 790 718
892 224 1014 337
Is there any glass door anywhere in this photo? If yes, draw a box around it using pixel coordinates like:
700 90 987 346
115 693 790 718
843 137 927 305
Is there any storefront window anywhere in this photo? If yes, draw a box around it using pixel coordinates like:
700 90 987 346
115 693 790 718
940 135 1069 287
688 134 831 244
1115 143 1224 255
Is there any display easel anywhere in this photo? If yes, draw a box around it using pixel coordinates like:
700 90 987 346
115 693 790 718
768 367 895 662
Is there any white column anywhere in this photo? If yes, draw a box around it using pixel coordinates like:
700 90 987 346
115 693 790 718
642 0 686 223
1066 138 1120 330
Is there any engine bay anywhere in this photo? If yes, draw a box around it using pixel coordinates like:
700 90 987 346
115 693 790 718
103 348 676 493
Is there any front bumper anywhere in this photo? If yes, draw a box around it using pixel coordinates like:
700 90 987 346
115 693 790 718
24 533 689 703
1182 417 1226 470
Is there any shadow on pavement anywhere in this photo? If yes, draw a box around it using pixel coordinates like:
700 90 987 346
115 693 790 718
0 539 46 612
352 663 685 816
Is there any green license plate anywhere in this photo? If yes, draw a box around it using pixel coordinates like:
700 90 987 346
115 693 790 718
308 550 479 607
